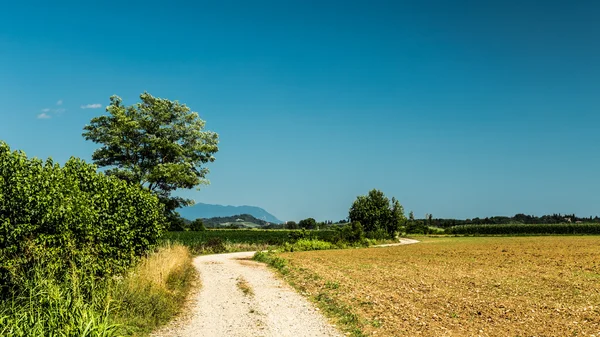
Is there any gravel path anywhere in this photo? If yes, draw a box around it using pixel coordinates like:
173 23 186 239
152 239 419 337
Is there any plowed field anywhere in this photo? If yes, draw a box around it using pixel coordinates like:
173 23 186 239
280 237 600 336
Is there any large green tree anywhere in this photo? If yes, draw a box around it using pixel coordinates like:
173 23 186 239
82 92 219 213
298 217 317 229
348 189 406 238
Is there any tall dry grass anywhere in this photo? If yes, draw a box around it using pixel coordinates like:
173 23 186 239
112 243 197 335
0 243 197 337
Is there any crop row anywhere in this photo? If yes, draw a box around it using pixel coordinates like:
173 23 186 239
445 223 600 235
163 229 338 246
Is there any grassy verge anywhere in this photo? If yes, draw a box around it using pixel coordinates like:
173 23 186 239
111 243 197 335
253 250 367 336
0 243 197 337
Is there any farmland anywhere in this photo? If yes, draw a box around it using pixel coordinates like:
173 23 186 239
445 223 600 235
163 229 339 254
276 236 600 336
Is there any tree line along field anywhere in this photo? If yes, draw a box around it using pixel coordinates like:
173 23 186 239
444 223 600 235
163 229 340 254
274 236 600 337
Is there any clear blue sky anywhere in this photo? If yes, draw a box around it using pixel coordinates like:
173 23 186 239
1 0 599 222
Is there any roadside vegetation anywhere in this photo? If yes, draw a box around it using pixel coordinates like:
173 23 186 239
0 92 215 336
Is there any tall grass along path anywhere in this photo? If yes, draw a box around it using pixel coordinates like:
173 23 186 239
150 239 419 337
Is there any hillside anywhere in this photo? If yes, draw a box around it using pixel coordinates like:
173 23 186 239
178 203 282 224
202 214 271 228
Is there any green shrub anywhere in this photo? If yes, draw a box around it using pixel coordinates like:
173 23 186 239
253 251 289 274
189 218 206 231
334 222 365 243
205 237 226 254
0 142 166 292
282 239 335 252
365 228 389 240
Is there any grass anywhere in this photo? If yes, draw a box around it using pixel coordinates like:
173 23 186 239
111 243 197 335
264 236 600 336
0 243 197 337
236 276 254 296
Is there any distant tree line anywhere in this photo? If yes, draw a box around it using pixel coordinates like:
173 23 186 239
428 213 600 228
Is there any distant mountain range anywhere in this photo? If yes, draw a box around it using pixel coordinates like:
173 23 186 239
178 202 283 224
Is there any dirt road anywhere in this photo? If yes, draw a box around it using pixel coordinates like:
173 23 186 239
152 239 419 337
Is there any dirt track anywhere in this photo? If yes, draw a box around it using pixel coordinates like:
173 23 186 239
152 239 419 337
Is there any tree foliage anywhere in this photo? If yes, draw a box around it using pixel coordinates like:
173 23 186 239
348 189 406 238
0 142 165 292
284 221 298 229
189 218 206 231
335 221 365 243
82 92 219 213
298 218 318 230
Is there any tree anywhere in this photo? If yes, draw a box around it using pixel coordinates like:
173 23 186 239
298 218 317 229
82 92 219 215
190 218 206 231
348 189 406 238
285 221 298 229
167 213 187 231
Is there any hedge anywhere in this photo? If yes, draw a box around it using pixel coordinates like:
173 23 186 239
0 142 166 292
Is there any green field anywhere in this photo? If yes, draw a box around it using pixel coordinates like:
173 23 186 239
445 222 600 235
163 229 339 254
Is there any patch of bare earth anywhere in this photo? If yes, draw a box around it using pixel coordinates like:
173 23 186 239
280 236 600 336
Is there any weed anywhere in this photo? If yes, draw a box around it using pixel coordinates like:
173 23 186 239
236 276 254 296
325 281 340 290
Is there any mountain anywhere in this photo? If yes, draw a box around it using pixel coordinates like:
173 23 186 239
178 203 283 224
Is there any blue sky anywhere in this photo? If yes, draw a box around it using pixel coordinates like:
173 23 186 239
1 0 599 221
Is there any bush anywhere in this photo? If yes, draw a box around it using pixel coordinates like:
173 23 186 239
287 228 314 242
0 142 166 292
253 251 289 274
334 222 365 243
365 228 390 240
205 237 226 254
282 239 335 252
167 214 187 231
190 218 206 231
405 221 431 234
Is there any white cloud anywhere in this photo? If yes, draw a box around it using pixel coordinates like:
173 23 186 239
37 99 66 119
80 103 102 109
